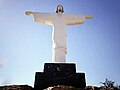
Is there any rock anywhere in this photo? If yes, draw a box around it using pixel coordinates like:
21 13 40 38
0 85 32 90
0 85 118 90
85 86 100 90
44 85 84 90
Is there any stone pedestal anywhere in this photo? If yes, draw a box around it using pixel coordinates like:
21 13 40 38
34 63 86 90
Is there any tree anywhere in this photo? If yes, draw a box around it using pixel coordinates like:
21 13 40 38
100 78 115 88
100 78 120 90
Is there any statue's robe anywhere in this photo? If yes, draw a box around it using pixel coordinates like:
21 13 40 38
32 12 85 62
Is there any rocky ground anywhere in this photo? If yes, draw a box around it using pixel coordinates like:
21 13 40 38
0 85 119 90
0 85 32 90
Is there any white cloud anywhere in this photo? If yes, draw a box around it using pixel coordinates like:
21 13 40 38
1 79 11 85
0 60 6 69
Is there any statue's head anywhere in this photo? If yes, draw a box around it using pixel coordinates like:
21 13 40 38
56 5 64 13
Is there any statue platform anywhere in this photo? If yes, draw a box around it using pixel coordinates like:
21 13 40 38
34 63 86 90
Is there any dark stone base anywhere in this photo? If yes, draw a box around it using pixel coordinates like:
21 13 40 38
34 63 86 90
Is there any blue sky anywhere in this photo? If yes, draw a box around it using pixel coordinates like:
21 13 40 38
0 0 120 87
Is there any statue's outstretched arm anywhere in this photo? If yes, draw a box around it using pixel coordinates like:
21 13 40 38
64 14 85 25
25 11 54 25
64 14 93 26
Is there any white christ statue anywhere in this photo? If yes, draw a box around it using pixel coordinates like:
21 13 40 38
25 5 93 63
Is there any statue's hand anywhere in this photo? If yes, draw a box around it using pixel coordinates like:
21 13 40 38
25 11 33 16
85 15 93 19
